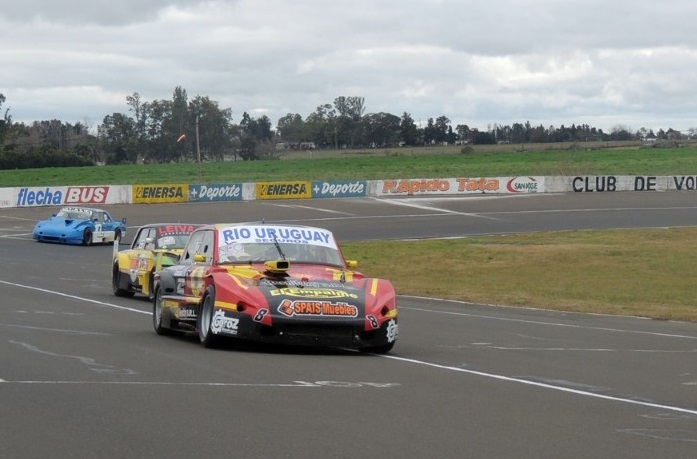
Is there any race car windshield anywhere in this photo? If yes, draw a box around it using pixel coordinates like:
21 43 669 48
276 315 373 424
156 234 191 249
57 208 92 220
218 241 343 266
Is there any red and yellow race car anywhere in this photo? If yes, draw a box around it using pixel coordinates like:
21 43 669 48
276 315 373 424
112 223 201 300
152 223 398 353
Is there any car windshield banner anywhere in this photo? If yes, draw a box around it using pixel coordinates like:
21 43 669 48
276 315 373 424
219 225 337 249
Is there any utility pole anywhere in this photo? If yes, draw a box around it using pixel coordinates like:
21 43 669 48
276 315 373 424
196 115 202 181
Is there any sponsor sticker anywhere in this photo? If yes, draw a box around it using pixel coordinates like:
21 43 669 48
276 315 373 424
277 299 359 317
270 287 358 299
385 319 398 343
211 310 239 335
156 224 198 236
219 225 337 249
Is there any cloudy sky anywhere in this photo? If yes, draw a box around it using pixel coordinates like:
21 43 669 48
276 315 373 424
3 0 697 133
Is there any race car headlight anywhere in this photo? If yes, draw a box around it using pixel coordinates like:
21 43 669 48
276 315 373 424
382 306 397 319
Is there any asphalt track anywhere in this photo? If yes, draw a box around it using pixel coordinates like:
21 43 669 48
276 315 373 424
1 192 696 459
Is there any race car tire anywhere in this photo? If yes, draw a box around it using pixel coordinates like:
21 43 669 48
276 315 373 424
360 342 395 354
147 271 155 301
197 286 220 348
112 264 135 297
152 285 172 335
83 228 93 246
114 229 122 245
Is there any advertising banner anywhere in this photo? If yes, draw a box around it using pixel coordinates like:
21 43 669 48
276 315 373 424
189 183 244 202
256 181 312 200
0 188 13 208
132 184 188 203
373 177 544 197
12 185 130 207
311 180 368 198
545 175 697 193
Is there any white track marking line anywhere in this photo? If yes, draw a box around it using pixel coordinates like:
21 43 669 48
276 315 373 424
0 380 396 388
0 323 109 335
267 203 353 215
374 197 499 218
0 216 38 221
0 381 327 387
402 298 697 340
379 354 697 416
4 278 695 414
0 280 149 315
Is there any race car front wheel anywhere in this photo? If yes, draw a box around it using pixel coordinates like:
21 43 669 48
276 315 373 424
147 271 155 301
360 342 395 354
197 286 220 348
152 286 169 335
112 264 135 297
83 229 93 246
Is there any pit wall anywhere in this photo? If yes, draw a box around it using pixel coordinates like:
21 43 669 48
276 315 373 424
3 174 697 208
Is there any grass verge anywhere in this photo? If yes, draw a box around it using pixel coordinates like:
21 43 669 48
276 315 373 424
3 145 697 186
341 227 697 322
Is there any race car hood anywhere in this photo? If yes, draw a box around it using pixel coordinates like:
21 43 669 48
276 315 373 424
38 216 88 230
259 277 366 320
214 264 388 322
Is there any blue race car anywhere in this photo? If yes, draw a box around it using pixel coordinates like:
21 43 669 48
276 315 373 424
33 206 127 245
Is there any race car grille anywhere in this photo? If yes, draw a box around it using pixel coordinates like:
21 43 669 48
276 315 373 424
40 236 62 241
268 323 357 339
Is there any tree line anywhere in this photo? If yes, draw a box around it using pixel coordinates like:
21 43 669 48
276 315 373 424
1 89 695 170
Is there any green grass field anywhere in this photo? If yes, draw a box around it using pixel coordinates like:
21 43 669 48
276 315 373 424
2 144 697 186
342 228 697 322
3 144 696 322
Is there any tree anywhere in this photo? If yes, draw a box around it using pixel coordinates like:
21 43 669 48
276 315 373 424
237 113 275 160
334 96 365 148
363 112 401 147
126 92 148 162
434 116 451 144
305 104 336 148
609 125 634 141
455 124 470 144
470 129 496 144
276 113 305 145
189 95 234 161
0 93 10 146
399 112 419 146
99 113 137 164
143 99 177 163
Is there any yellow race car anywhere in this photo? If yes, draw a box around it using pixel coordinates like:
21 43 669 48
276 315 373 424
112 223 201 300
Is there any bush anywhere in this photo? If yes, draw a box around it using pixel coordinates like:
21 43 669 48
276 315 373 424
460 145 474 154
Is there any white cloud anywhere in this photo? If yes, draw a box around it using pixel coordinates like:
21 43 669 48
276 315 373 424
2 0 697 132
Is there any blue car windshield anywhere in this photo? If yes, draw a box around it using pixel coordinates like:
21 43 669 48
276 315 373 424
56 208 92 220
